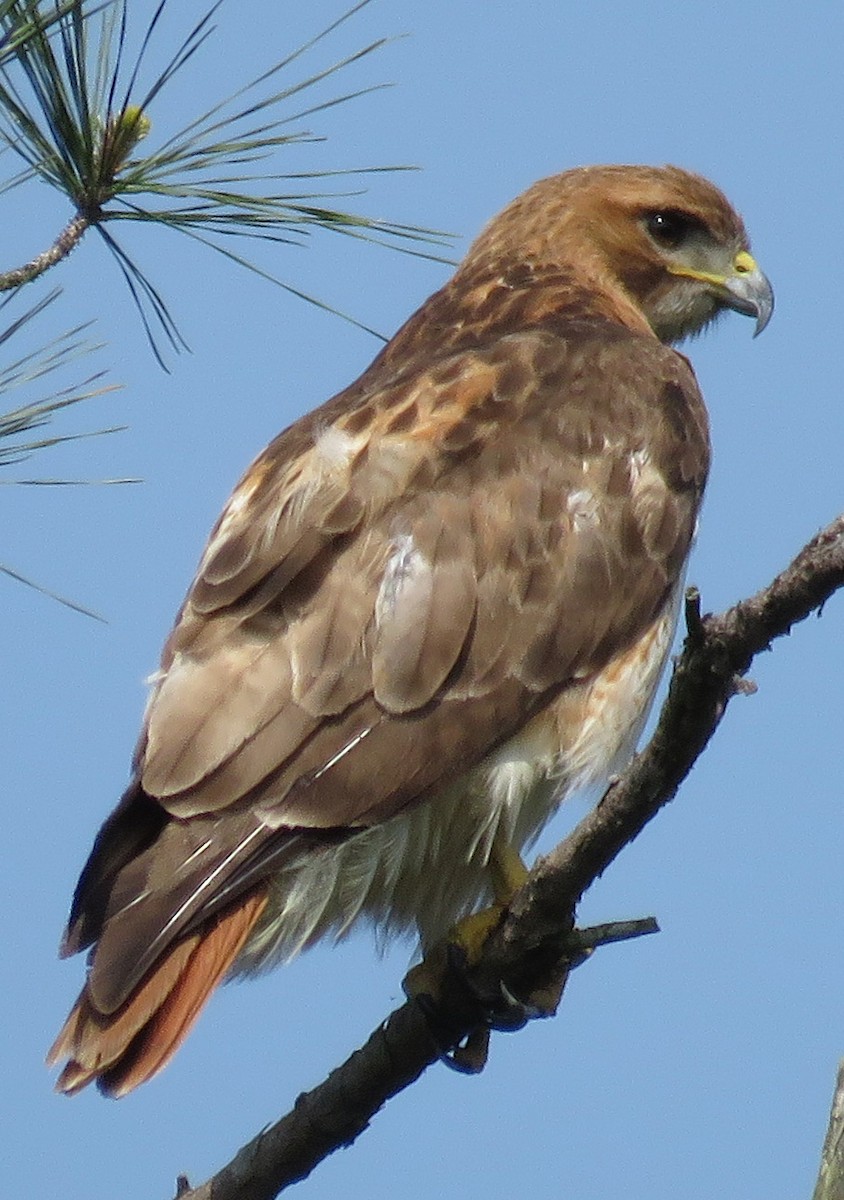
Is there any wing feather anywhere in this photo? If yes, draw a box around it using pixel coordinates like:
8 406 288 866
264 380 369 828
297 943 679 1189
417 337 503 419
65 323 709 1024
372 500 478 713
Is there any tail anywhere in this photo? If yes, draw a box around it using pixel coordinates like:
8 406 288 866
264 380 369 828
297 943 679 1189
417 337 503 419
47 889 267 1098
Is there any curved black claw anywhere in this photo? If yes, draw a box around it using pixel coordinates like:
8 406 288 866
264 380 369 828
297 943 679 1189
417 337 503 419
445 943 533 1031
443 1027 490 1074
405 937 569 1074
487 979 536 1030
433 972 536 1071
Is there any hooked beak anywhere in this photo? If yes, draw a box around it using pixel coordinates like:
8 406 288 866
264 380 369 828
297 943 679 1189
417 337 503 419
719 250 774 337
668 249 774 337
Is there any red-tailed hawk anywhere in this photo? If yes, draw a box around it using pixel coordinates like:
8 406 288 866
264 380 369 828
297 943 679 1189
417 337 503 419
49 164 772 1096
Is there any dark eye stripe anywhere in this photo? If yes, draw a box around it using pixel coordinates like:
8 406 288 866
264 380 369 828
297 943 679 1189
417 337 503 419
644 210 701 250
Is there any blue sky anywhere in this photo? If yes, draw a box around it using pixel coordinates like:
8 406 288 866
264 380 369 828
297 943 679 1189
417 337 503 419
3 2 843 1197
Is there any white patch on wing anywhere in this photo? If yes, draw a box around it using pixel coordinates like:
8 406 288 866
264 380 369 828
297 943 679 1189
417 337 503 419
313 425 360 470
628 448 668 507
262 424 366 537
566 487 599 532
375 534 430 627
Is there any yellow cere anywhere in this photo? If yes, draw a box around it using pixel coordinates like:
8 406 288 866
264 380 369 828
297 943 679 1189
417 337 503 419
732 250 758 274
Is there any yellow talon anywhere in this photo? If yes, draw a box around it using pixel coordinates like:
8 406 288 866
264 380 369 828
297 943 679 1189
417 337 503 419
404 836 530 1001
450 837 531 965
488 840 530 902
451 904 506 965
402 905 506 1003
403 840 558 1073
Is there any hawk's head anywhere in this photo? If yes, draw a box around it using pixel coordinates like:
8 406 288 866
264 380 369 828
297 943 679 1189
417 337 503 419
462 164 773 344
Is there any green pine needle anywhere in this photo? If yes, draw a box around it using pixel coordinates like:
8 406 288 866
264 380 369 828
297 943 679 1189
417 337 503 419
0 285 126 618
0 0 455 361
0 559 106 617
0 286 118 473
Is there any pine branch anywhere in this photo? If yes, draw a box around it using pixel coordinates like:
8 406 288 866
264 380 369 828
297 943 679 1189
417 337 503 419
0 210 89 289
0 1 453 361
172 512 844 1200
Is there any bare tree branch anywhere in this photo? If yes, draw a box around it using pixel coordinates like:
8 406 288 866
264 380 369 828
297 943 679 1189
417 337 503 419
814 1061 844 1200
0 212 91 291
174 512 844 1200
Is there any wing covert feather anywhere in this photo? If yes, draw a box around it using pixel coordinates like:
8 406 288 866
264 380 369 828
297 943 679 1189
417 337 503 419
138 324 707 854
372 499 478 713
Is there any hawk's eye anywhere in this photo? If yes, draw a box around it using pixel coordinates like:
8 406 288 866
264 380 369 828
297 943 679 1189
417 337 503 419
644 210 694 250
